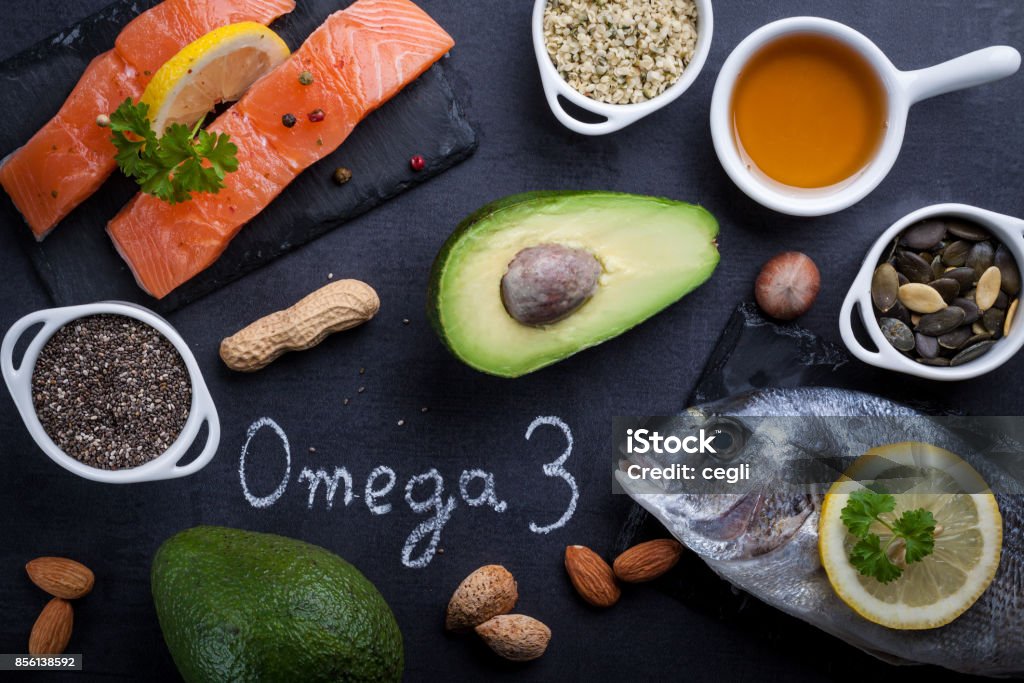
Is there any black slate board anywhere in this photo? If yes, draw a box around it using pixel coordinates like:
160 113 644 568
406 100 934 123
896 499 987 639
0 0 476 312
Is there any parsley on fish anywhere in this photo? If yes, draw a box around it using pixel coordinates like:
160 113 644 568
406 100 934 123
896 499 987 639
841 488 937 584
109 98 238 204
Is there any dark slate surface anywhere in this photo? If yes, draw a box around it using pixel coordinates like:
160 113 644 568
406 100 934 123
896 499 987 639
0 0 476 312
0 1 1022 682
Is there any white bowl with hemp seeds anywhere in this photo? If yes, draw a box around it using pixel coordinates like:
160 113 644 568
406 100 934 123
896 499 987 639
1 302 219 483
534 0 712 135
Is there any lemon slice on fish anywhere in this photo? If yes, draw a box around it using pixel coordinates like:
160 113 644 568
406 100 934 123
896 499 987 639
819 442 1002 630
140 22 289 134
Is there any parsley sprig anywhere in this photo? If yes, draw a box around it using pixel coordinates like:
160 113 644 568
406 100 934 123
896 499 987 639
109 98 238 204
840 488 937 584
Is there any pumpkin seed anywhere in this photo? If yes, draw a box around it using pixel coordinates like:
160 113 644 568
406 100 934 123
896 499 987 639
942 240 971 266
967 241 995 279
1005 299 1018 337
944 267 976 290
897 272 909 287
898 283 948 313
982 307 1005 338
879 318 915 351
915 306 965 336
900 219 947 250
975 266 1002 310
946 218 990 241
911 313 922 326
914 332 939 358
938 326 972 350
917 357 952 367
963 332 993 347
995 244 1020 296
871 263 899 312
887 300 912 326
994 290 1009 310
928 277 960 302
930 255 946 281
951 297 981 324
950 340 996 366
895 250 934 283
973 321 988 336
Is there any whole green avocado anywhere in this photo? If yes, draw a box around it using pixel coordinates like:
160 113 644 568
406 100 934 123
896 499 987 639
151 526 403 683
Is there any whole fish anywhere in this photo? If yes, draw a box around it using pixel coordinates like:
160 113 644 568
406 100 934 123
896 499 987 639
615 387 1024 677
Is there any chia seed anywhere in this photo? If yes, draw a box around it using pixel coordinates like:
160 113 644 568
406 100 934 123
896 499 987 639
31 314 191 470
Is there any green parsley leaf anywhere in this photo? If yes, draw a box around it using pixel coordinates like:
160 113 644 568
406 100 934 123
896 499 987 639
839 487 937 584
849 535 903 584
840 488 895 537
892 508 937 564
108 99 238 204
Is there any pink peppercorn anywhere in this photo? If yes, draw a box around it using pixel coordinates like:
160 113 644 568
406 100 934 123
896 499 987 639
410 154 425 171
308 109 326 123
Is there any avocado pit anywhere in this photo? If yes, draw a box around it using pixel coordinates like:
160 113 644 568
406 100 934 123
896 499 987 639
501 244 602 325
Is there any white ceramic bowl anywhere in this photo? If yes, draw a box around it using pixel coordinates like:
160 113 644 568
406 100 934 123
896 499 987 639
840 204 1024 381
710 17 1021 216
1 302 220 483
532 0 713 135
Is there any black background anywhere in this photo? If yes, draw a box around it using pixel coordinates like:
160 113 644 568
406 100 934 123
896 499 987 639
1 1 1022 681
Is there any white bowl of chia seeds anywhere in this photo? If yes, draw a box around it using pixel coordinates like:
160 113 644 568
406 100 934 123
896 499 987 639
1 301 220 483
533 0 713 135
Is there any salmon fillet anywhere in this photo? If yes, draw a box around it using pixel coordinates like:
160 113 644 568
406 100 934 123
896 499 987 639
0 0 295 240
108 0 454 299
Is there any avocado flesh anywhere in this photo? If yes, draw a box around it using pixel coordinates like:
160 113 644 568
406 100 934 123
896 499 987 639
428 192 720 377
151 526 403 683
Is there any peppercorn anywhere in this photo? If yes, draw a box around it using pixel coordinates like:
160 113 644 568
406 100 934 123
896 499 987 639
298 70 314 85
332 167 353 185
410 154 426 171
308 109 326 123
282 113 297 128
95 114 111 128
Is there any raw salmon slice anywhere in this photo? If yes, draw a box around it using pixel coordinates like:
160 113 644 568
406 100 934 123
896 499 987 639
0 0 295 240
116 0 297 79
108 0 454 300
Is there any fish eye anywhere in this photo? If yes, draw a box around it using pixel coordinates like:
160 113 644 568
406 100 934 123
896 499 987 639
702 418 748 462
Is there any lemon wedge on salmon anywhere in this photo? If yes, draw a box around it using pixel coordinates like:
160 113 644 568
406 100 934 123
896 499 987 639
141 22 289 134
819 442 1002 630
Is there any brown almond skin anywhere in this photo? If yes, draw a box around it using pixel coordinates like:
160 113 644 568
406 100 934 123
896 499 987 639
26 557 95 600
564 545 620 608
475 614 551 661
29 598 73 655
446 565 518 630
613 539 683 583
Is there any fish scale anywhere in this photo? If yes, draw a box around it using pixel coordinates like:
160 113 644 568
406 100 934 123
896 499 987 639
618 387 1024 676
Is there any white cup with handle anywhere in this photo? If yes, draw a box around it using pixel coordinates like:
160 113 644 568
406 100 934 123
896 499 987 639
1 301 220 483
710 17 1021 216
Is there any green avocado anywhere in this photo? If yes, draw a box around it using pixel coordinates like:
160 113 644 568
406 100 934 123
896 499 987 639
427 191 720 377
151 526 403 683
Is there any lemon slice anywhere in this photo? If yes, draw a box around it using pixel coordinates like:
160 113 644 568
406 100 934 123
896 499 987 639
819 442 1002 630
140 22 289 134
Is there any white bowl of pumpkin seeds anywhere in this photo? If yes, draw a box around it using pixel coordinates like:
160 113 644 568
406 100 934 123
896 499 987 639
841 204 1024 381
534 0 713 135
1 301 220 483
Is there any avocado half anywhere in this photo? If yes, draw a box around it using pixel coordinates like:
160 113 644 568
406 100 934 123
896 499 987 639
427 191 720 377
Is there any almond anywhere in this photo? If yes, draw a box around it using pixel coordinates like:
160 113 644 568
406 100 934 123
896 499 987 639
29 598 73 655
613 539 683 583
26 557 95 599
445 565 518 630
474 614 551 661
564 545 619 608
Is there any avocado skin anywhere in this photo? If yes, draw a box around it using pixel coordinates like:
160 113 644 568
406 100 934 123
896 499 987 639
152 526 403 683
426 191 720 377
